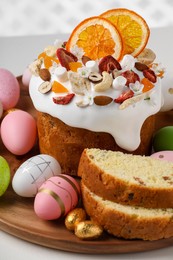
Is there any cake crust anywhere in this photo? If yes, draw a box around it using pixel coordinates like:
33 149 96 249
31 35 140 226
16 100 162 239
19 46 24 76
37 111 155 175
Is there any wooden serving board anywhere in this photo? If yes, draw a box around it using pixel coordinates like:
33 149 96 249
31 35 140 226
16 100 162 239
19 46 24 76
0 77 173 254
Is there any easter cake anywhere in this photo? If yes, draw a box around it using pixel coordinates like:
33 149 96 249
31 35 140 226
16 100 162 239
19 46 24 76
29 8 166 175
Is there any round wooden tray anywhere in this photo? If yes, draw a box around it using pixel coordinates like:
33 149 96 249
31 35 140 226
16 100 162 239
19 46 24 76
0 77 173 254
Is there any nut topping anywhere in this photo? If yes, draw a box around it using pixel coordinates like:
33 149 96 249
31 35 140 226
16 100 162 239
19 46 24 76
76 100 90 108
94 71 112 92
29 58 43 76
38 81 52 94
137 48 156 65
39 68 51 81
88 72 103 83
94 96 113 106
112 69 121 79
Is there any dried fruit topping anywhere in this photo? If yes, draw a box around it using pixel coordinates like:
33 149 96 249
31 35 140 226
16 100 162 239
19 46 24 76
39 68 51 81
43 55 59 69
121 70 140 87
69 61 82 72
38 81 52 94
99 55 122 73
114 89 134 103
69 72 91 95
52 81 69 93
53 93 75 105
56 48 78 71
143 69 157 83
94 71 112 92
88 72 103 83
94 96 113 106
66 17 123 60
101 9 150 57
135 62 149 71
141 78 154 93
82 55 91 65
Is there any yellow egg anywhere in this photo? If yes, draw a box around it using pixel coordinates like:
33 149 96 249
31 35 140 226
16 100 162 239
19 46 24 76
74 220 103 240
65 208 86 231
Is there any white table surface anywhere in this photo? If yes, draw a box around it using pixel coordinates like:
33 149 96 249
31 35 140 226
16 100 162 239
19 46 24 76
1 27 173 259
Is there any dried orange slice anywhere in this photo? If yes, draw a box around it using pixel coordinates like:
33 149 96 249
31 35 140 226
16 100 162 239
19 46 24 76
38 52 59 69
52 81 69 93
69 62 82 72
101 8 150 57
66 17 123 61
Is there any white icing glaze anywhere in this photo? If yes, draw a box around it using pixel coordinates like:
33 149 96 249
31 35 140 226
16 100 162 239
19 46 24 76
29 54 162 151
159 69 173 112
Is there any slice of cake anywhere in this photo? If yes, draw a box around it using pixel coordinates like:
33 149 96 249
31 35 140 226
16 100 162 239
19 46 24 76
29 9 165 175
78 148 173 208
81 182 173 241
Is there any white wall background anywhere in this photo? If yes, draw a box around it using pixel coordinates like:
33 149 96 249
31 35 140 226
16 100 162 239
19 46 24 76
0 0 173 37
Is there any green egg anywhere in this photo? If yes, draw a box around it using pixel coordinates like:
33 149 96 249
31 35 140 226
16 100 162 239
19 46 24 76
153 126 173 152
0 156 10 196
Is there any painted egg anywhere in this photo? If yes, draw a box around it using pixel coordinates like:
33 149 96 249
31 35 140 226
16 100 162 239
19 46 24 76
0 156 10 196
0 110 37 155
0 68 20 110
153 126 173 152
12 154 61 197
34 175 80 220
22 67 32 87
151 151 173 162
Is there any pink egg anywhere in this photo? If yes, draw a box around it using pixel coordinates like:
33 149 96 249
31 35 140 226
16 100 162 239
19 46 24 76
0 68 20 110
22 67 32 87
151 151 173 162
34 175 80 220
1 110 37 155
